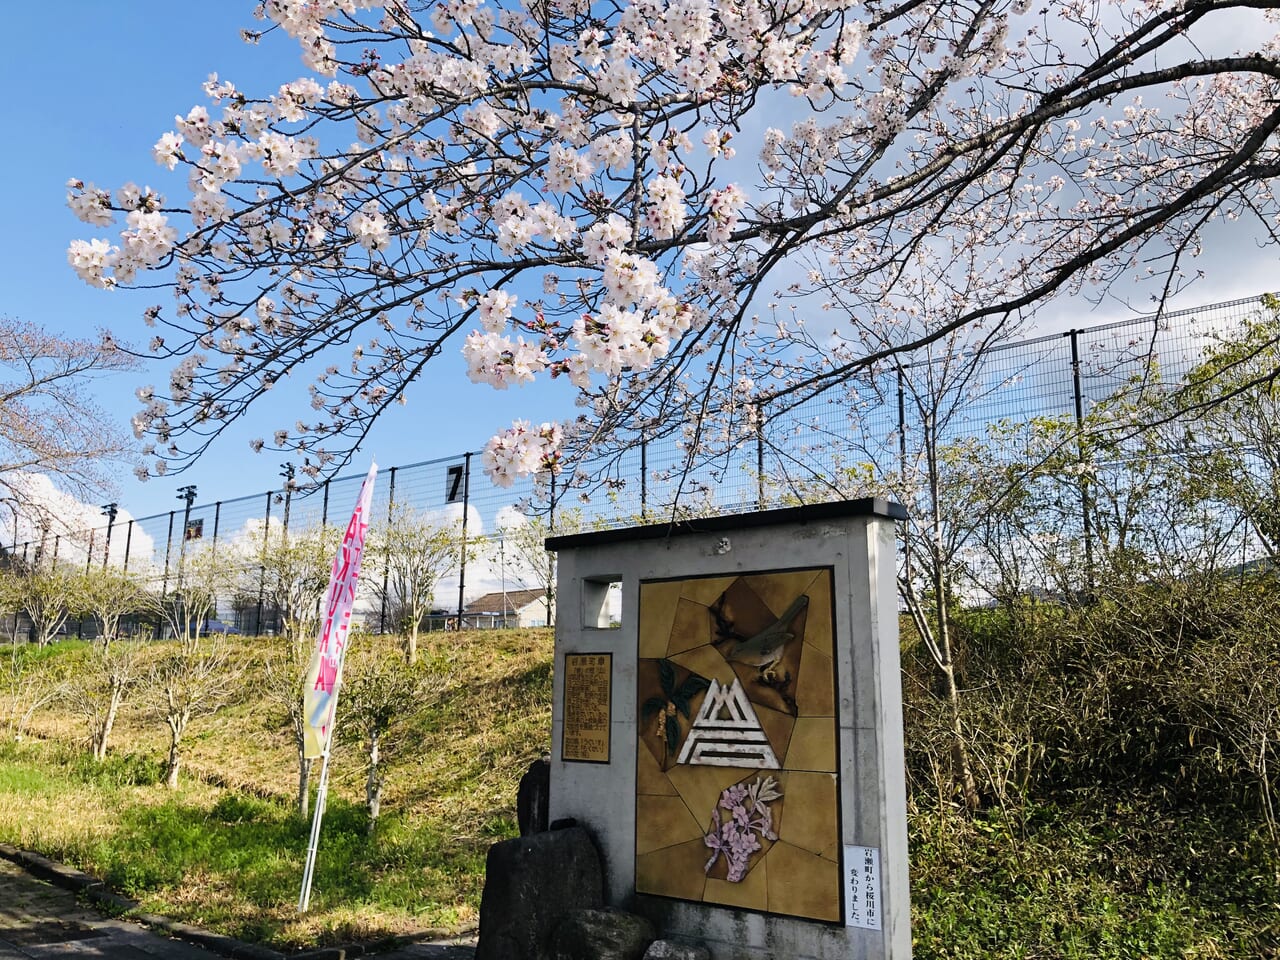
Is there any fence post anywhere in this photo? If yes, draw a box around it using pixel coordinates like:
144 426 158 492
455 453 472 629
640 436 648 521
897 364 911 587
549 470 557 532
380 466 398 634
896 366 907 480
755 401 766 510
1068 329 1096 592
255 492 272 635
321 479 331 526
211 502 222 553
161 512 175 597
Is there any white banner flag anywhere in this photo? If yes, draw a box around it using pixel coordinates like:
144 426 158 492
303 462 377 759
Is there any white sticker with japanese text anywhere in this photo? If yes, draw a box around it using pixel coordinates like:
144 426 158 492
845 845 882 930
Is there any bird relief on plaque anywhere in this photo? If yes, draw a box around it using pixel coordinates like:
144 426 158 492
634 568 842 923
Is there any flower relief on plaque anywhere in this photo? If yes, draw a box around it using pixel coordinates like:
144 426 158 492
635 569 841 922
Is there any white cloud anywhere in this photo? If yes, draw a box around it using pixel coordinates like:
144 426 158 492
3 472 155 569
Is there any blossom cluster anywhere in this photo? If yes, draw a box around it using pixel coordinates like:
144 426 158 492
60 0 1280 489
67 181 176 288
703 775 782 883
482 420 563 487
462 330 547 388
460 206 706 416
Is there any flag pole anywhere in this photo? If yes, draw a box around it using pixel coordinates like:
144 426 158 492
296 461 378 914
300 660 348 912
299 653 348 913
298 745 333 912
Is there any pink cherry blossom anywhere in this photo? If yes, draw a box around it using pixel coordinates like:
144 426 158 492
61 0 1280 487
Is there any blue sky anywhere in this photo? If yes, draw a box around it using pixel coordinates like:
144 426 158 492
2 4 1275 523
0 2 573 515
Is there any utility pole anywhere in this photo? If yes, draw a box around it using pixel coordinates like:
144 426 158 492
176 485 198 589
280 463 295 535
278 464 295 633
100 503 118 569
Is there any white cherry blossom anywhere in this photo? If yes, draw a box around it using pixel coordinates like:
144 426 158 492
63 0 1280 487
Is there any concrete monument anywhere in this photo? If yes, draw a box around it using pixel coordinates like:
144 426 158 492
546 500 910 959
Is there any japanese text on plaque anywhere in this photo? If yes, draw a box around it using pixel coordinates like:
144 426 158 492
563 653 612 762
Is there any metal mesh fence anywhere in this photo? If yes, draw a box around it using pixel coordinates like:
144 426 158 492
757 294 1272 507
5 292 1273 635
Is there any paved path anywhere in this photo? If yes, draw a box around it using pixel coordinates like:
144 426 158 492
0 859 219 960
0 859 473 960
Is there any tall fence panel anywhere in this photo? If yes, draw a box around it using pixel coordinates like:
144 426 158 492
4 292 1274 634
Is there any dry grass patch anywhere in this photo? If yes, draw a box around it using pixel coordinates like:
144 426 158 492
0 628 554 949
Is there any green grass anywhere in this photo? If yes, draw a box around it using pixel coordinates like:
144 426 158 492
0 629 553 947
910 803 1280 959
1 629 1277 956
0 735 492 947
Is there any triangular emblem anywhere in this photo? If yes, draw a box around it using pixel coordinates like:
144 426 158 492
675 678 779 768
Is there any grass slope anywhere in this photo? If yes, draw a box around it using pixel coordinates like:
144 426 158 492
1 628 1277 956
0 629 552 947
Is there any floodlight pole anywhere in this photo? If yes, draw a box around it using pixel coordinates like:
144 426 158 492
176 486 197 589
100 503 118 569
280 464 295 537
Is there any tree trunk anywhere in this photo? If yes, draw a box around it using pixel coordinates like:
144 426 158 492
365 731 382 834
406 621 418 665
932 573 980 811
297 746 311 820
940 657 980 811
165 710 188 789
923 442 981 813
93 682 125 761
165 739 182 789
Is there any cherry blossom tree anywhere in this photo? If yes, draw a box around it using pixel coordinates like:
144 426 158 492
262 634 316 817
253 521 341 642
339 638 426 832
67 639 141 761
79 567 146 646
148 635 237 788
368 503 460 663
67 0 1280 492
17 565 82 648
0 318 136 530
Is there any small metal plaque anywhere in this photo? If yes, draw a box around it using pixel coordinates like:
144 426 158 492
562 653 612 763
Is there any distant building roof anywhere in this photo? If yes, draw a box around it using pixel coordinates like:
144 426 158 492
464 589 546 615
